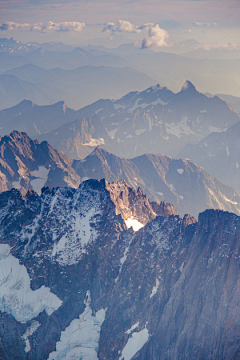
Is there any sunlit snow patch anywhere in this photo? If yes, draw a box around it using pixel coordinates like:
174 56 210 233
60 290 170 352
0 244 62 323
177 169 184 175
48 291 106 360
119 327 149 360
30 166 50 195
125 217 144 232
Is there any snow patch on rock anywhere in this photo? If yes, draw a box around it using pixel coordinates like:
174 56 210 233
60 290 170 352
12 180 21 189
48 291 106 360
22 320 40 353
0 244 62 323
108 128 118 139
125 218 144 232
177 169 184 175
30 166 50 195
82 138 105 147
119 327 149 360
135 129 146 136
126 322 139 335
165 117 195 138
150 278 160 298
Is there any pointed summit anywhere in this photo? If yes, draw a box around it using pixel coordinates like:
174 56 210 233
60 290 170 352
181 80 197 92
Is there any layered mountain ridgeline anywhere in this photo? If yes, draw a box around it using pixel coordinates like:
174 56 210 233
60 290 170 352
37 81 240 159
179 120 240 195
2 39 240 101
1 131 240 218
1 180 240 359
0 81 239 159
73 147 240 218
0 64 154 110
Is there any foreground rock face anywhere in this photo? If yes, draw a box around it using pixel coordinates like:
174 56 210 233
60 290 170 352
1 179 240 359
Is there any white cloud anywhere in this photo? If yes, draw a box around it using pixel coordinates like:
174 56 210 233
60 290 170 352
0 22 31 31
102 20 151 33
141 24 169 49
38 21 85 32
0 21 85 32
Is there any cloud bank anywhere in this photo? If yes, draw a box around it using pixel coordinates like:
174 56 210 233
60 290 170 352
0 22 30 31
102 20 169 48
0 21 85 32
102 20 151 33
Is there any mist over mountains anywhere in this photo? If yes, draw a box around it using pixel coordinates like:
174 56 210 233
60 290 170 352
1 31 240 360
1 37 240 110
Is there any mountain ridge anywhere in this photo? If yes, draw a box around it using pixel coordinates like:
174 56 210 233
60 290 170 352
1 131 240 218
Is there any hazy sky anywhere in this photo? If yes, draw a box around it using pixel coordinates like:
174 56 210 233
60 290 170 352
0 0 240 49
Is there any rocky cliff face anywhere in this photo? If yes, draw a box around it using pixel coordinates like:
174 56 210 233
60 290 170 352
105 180 177 227
0 130 80 194
0 179 240 359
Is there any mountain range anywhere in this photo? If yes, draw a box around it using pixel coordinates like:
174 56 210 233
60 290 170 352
2 38 240 100
1 131 240 218
0 179 240 359
0 65 154 110
37 80 240 159
1 81 238 160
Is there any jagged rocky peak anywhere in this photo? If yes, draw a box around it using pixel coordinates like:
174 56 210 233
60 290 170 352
105 180 156 227
151 199 178 217
181 80 197 92
105 179 181 231
0 130 80 195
